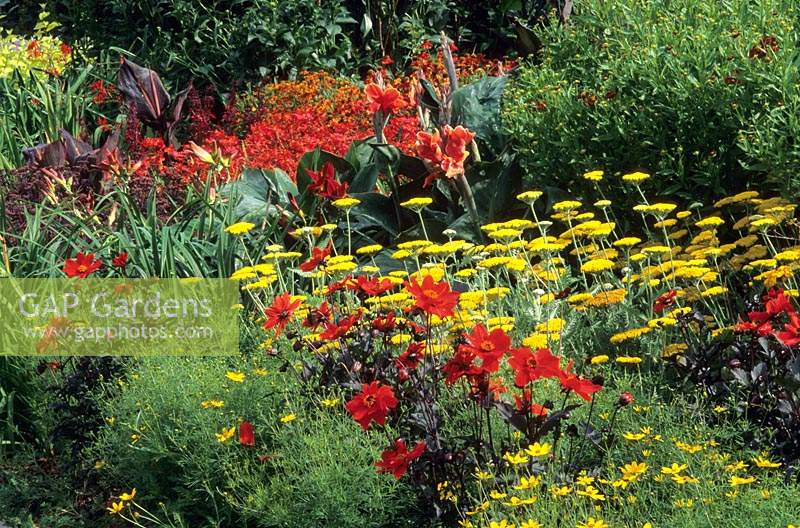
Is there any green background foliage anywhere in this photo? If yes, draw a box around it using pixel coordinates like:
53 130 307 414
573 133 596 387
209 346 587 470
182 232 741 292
503 0 800 204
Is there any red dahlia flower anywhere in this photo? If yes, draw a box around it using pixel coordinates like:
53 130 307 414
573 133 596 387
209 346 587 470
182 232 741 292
777 312 800 347
239 420 255 446
462 324 512 373
653 289 677 313
112 252 129 268
508 346 563 387
299 244 332 272
351 275 397 296
63 252 102 278
404 275 460 319
558 361 603 401
364 83 405 115
396 342 425 371
345 381 398 430
376 439 426 479
372 311 398 333
442 347 477 385
302 301 331 330
319 311 362 340
263 293 302 337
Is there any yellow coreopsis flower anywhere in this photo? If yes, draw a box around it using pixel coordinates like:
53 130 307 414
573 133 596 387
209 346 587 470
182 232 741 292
215 426 236 443
225 371 246 383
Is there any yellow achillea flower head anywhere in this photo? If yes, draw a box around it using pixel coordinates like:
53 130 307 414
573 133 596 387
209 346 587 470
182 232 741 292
400 197 433 211
583 170 604 181
517 190 543 204
622 171 650 183
225 222 255 235
581 259 615 273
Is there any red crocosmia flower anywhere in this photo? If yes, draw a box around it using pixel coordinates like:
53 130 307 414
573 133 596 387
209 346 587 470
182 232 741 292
63 252 103 278
508 347 563 387
777 312 800 347
320 311 362 340
373 311 397 333
300 244 332 272
376 439 426 479
558 361 603 401
306 162 349 201
263 293 302 337
462 324 512 373
380 55 394 66
112 252 129 268
364 83 405 115
442 347 477 385
404 275 460 319
345 381 398 430
653 289 677 313
60 43 73 56
239 420 255 446
303 301 331 330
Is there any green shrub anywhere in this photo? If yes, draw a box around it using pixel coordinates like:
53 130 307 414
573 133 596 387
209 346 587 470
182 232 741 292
90 356 420 527
503 0 800 205
45 0 361 86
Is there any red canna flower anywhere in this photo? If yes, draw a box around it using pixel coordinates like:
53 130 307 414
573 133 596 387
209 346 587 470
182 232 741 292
364 83 405 115
375 439 426 479
345 381 398 430
112 252 129 268
299 244 332 272
239 420 255 446
777 312 800 347
404 275 459 319
263 293 302 337
416 130 443 165
307 162 349 201
461 324 512 374
508 346 563 387
558 361 602 401
653 289 677 313
63 252 102 278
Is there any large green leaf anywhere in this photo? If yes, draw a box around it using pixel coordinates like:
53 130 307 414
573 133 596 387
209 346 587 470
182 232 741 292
349 192 405 236
452 76 509 154
219 168 295 220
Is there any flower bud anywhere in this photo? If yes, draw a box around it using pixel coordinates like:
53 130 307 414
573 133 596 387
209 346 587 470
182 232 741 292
618 391 634 407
